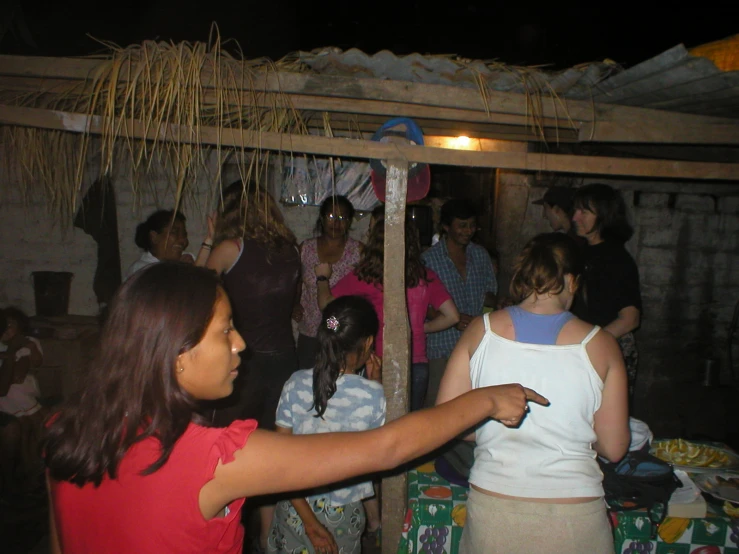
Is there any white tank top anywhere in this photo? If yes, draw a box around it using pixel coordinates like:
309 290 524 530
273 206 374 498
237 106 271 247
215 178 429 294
468 314 605 499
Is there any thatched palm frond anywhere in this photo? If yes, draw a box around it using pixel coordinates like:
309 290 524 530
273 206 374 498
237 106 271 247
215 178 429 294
2 27 311 222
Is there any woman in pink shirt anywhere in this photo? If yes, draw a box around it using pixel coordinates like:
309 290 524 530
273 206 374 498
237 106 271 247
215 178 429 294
316 217 459 410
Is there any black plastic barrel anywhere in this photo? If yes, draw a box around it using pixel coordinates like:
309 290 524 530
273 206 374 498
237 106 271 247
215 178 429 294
31 271 73 317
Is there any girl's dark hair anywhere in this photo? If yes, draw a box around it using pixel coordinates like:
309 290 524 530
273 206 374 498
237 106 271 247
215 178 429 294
214 180 296 249
354 218 428 288
3 306 30 335
312 296 379 418
43 262 221 486
509 233 584 304
134 210 186 251
314 195 356 236
371 204 385 223
573 183 633 243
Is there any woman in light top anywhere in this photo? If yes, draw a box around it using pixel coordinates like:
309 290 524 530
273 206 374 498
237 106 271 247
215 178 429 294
295 195 362 370
126 209 214 279
437 233 629 554
269 296 384 554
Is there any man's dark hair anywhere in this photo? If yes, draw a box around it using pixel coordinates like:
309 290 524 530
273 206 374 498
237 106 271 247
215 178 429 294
440 199 477 227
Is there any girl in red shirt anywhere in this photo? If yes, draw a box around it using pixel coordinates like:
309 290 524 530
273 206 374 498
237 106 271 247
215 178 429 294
43 262 545 554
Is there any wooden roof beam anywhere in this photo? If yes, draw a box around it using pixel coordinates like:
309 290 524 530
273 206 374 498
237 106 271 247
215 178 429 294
0 75 580 132
1 104 737 181
300 112 579 142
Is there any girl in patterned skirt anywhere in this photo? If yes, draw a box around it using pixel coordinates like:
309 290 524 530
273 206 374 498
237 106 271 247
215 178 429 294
268 296 385 554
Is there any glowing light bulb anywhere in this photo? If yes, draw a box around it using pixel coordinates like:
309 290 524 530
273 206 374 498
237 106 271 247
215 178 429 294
455 136 471 148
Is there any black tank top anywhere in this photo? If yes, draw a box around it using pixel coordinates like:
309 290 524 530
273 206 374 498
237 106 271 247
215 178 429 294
222 238 300 353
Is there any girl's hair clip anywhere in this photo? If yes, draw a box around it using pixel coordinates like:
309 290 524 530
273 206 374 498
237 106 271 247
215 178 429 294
326 315 340 332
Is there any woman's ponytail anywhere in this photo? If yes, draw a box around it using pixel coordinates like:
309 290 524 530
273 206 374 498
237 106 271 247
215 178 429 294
312 296 379 418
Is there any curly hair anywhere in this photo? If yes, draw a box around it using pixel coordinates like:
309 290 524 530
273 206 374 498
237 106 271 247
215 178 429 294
354 217 428 288
509 233 584 304
214 180 296 250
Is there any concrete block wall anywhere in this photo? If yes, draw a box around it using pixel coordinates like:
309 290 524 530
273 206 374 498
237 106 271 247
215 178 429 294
0 158 369 317
632 191 739 367
519 177 739 438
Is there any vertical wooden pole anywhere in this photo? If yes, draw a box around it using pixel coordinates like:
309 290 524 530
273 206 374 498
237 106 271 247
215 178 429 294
381 159 410 554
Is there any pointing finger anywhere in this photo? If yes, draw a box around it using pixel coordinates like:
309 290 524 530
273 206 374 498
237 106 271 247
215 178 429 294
523 387 549 406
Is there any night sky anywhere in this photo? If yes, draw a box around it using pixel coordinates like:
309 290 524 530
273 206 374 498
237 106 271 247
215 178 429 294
1 0 736 70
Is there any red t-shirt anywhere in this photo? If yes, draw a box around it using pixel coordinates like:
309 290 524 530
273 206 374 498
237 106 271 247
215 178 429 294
332 268 451 363
50 420 258 554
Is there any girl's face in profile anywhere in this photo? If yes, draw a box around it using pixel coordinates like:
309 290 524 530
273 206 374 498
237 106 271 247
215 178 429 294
175 291 246 400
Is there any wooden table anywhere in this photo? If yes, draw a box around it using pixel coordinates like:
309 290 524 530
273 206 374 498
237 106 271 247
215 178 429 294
397 463 739 554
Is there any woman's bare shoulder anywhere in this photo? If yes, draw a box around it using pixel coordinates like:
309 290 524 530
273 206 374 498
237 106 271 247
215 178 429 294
556 316 600 345
486 309 514 340
206 240 240 273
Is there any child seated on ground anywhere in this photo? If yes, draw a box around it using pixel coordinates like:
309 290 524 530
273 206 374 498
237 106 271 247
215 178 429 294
0 307 45 497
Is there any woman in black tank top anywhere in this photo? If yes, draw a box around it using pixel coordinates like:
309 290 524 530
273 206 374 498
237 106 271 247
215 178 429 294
205 180 301 552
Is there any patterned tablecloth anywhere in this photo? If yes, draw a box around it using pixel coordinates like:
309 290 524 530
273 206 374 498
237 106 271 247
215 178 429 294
397 463 739 554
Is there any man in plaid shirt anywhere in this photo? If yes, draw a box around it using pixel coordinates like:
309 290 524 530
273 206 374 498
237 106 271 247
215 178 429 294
422 199 497 407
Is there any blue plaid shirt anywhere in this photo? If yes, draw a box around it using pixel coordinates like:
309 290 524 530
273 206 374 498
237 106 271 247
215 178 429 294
422 239 497 359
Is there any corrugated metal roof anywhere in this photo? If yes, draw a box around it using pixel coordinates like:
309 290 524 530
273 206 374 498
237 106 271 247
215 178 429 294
299 43 739 119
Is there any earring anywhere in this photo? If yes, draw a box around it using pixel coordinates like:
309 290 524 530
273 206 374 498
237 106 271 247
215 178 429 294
177 367 184 373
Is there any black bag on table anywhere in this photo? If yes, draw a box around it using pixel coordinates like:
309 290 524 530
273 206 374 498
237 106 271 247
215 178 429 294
598 449 682 537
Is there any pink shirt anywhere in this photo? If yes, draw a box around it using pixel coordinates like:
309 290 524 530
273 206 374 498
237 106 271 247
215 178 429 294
332 269 451 363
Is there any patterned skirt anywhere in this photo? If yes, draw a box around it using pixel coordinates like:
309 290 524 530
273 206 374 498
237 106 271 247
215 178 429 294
268 497 366 554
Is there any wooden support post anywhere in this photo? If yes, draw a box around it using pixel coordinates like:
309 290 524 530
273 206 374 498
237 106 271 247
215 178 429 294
381 159 410 554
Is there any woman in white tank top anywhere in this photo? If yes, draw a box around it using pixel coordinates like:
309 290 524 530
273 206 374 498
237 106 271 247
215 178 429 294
437 233 630 554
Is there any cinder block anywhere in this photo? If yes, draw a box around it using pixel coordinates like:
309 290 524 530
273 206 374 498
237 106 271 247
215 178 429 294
637 247 677 268
674 194 717 213
717 196 739 214
640 227 676 248
638 193 670 208
634 208 672 227
639 266 674 286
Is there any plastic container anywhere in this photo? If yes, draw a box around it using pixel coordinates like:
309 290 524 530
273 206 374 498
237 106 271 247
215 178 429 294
31 271 73 317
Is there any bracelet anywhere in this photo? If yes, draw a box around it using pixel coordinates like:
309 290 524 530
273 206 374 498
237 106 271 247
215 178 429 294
316 275 329 283
201 242 213 250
